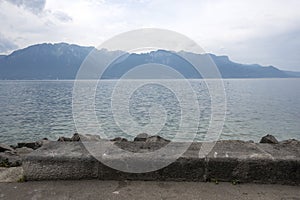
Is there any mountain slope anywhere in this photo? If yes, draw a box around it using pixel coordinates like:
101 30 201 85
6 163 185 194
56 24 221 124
0 43 295 79
207 54 288 78
283 70 300 77
0 43 94 79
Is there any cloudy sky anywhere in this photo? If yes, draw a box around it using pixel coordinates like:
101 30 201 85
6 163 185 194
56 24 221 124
0 0 299 71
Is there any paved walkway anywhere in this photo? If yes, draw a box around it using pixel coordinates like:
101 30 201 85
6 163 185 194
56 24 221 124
0 180 299 200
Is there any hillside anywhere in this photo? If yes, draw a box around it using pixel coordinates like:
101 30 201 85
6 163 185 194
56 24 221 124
0 43 295 79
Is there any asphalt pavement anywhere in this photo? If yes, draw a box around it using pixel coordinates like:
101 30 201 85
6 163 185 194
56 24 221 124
0 180 299 200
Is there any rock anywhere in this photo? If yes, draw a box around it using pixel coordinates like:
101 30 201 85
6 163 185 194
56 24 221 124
0 152 21 167
133 134 170 143
17 141 44 150
58 133 101 142
0 144 14 152
134 133 149 142
15 147 34 155
146 135 170 143
259 134 279 144
39 138 50 146
71 133 81 141
9 145 18 150
111 137 128 142
17 138 49 150
280 139 300 145
0 146 36 168
79 134 102 141
57 136 73 142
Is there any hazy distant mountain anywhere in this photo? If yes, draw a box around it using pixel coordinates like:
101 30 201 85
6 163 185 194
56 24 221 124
0 43 296 79
206 54 289 78
283 70 300 77
0 43 93 79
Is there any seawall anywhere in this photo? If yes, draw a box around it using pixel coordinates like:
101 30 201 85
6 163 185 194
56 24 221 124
23 138 300 185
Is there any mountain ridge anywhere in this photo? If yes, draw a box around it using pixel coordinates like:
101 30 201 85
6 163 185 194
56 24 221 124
0 43 298 79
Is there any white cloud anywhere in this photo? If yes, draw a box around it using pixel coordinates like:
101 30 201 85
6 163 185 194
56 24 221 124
0 33 18 53
0 0 299 70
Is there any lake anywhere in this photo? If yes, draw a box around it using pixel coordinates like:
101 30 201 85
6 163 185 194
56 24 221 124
0 79 299 144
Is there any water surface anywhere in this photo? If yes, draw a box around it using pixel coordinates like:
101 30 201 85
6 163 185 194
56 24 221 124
0 79 299 144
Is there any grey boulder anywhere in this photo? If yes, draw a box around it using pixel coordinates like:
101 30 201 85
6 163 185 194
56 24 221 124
260 134 279 144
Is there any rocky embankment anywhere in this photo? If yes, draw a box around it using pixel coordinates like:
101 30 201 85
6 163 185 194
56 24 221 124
0 133 299 167
1 133 300 183
0 133 169 167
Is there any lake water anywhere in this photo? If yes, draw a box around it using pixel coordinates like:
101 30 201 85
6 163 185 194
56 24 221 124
0 79 299 144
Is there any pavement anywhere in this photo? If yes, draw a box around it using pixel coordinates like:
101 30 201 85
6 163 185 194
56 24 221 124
0 180 299 200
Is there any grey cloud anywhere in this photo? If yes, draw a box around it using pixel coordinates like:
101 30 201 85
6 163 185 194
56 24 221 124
0 33 18 53
5 0 46 14
227 28 300 71
53 11 73 22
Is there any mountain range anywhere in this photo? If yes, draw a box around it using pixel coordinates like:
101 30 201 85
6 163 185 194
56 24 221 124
0 43 299 79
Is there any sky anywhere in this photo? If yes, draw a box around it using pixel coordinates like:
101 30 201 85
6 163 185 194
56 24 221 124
0 0 299 71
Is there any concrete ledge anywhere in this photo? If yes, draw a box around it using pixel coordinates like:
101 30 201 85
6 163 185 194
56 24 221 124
23 141 300 184
0 167 24 182
23 142 98 180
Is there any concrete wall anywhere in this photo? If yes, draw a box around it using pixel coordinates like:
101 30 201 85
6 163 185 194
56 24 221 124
23 141 300 185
